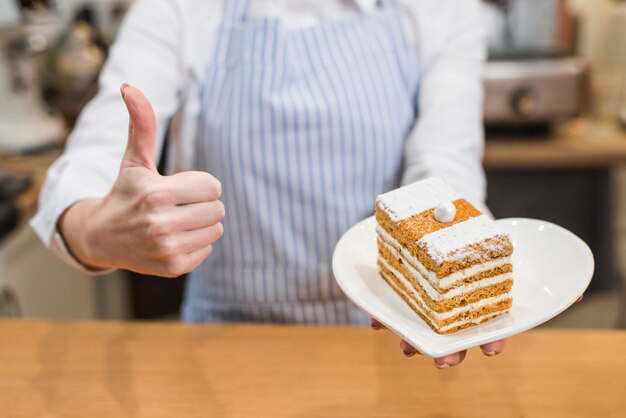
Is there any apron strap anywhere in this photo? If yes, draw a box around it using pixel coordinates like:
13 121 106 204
223 0 252 23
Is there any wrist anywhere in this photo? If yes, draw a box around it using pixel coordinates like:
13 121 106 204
58 198 111 270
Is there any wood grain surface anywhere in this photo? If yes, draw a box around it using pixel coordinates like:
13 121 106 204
0 321 624 418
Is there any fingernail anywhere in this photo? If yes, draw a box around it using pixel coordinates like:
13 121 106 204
483 350 497 357
120 83 130 97
435 358 448 367
434 360 450 369
403 349 416 357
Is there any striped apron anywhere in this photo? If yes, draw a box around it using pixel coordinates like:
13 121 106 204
182 0 420 324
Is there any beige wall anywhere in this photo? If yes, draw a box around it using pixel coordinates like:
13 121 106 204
569 0 626 63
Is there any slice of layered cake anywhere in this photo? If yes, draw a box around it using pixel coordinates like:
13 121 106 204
375 177 513 334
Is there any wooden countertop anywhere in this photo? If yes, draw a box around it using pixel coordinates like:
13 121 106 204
1 321 625 417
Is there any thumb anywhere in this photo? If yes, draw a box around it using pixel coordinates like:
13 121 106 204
120 83 158 171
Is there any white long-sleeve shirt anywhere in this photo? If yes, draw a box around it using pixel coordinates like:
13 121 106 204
31 0 487 270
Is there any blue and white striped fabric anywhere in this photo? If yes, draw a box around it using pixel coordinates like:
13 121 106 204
182 0 420 325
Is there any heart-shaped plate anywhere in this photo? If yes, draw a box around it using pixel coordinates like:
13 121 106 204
332 217 594 357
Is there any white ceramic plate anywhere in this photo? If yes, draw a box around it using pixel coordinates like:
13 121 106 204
332 217 594 357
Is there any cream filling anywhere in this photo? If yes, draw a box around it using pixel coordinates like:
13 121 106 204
383 270 508 332
378 238 512 301
376 225 511 289
379 257 511 322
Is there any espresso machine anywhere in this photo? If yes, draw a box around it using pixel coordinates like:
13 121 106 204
482 0 590 131
0 0 66 154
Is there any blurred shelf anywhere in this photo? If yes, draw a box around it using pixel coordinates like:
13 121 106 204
0 149 61 220
484 119 626 169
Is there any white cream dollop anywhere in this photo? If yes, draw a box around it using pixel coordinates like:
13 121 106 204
434 201 456 223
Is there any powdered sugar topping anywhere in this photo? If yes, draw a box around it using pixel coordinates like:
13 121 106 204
376 177 459 222
418 215 508 265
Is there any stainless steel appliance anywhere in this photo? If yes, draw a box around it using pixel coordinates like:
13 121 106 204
35 0 129 126
0 1 66 153
484 57 589 126
482 0 590 128
44 5 107 126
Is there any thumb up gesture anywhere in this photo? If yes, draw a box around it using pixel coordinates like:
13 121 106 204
59 84 224 277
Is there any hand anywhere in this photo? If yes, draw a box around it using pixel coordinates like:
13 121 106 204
58 84 225 277
370 318 505 369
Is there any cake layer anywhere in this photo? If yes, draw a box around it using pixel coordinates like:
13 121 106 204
378 256 512 315
376 225 512 289
375 202 513 277
378 243 512 312
387 198 482 242
380 269 511 334
378 237 512 298
379 263 512 334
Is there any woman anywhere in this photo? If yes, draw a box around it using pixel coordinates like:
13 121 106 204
32 0 505 368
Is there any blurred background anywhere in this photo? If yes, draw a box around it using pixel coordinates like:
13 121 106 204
0 0 625 327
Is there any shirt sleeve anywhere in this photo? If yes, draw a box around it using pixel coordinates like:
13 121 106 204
30 0 186 269
400 0 489 213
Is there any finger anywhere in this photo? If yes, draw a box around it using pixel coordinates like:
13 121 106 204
400 339 421 357
120 84 158 172
173 222 224 254
576 294 584 303
371 318 387 330
434 350 467 369
480 339 507 357
158 243 214 278
168 200 226 232
183 243 215 272
165 171 222 204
